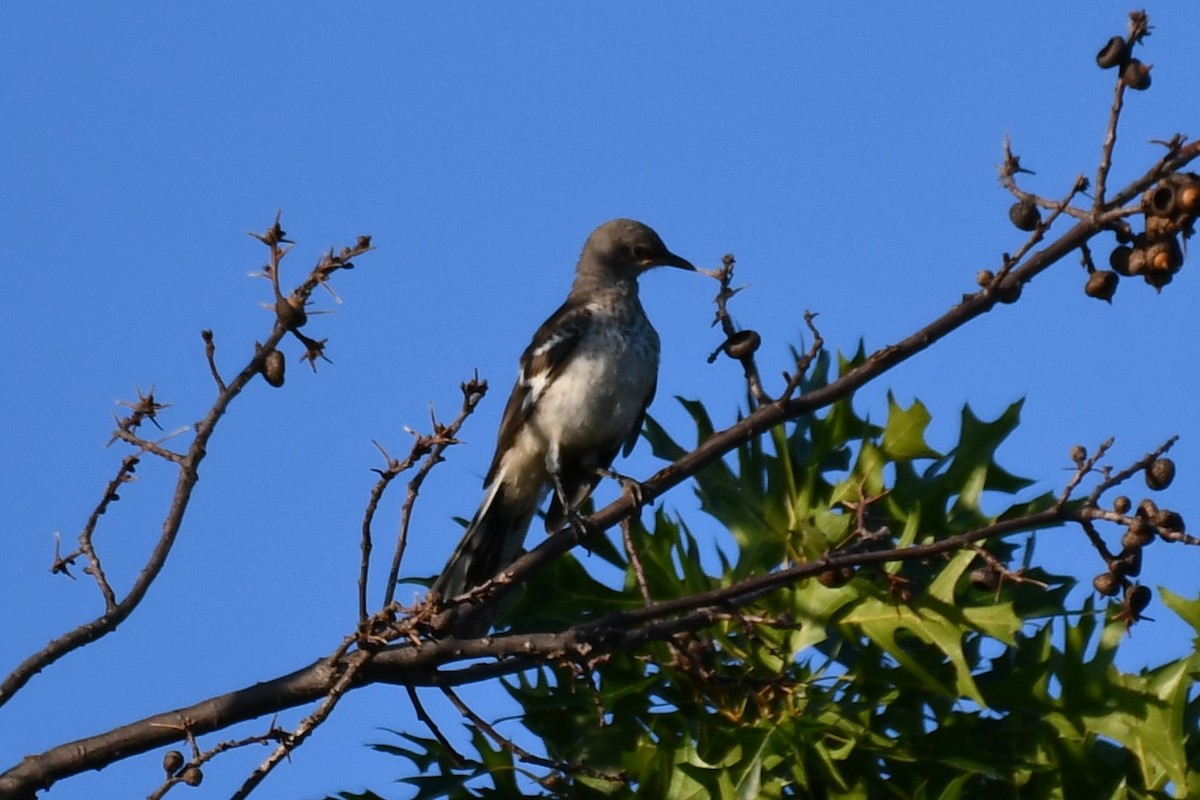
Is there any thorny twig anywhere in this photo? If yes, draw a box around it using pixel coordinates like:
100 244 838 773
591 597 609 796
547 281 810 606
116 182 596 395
200 329 226 393
1095 11 1152 207
359 433 440 626
0 218 372 712
705 254 771 404
230 649 374 800
380 375 488 611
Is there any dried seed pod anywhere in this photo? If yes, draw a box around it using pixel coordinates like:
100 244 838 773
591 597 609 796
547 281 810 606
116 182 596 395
275 296 308 330
1147 182 1178 217
1176 174 1200 216
180 766 204 787
994 276 1022 304
1143 267 1174 290
1123 513 1152 544
1092 572 1121 597
1084 270 1118 302
1125 583 1152 616
1145 457 1175 491
1124 515 1154 547
162 750 184 775
1147 237 1183 274
969 566 1000 592
1096 35 1129 69
722 330 762 360
1125 244 1147 276
976 269 994 287
262 350 286 388
1009 199 1041 231
1109 246 1133 276
1153 509 1184 533
817 567 853 588
1122 58 1152 90
1112 495 1131 515
1137 498 1159 518
1144 213 1175 237
1111 547 1142 578
1069 444 1087 464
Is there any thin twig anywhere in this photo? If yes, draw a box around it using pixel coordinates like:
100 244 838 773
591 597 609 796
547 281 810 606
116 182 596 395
405 685 467 768
621 517 653 605
704 254 772 404
1086 435 1179 504
1055 437 1115 508
0 220 372 711
382 375 487 610
439 685 626 784
230 650 373 800
200 329 226 393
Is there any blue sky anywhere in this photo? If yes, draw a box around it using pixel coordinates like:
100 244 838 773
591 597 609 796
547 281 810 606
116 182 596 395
4 4 1200 798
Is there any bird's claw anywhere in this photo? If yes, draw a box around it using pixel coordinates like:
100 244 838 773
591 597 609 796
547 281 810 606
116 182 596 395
600 467 647 510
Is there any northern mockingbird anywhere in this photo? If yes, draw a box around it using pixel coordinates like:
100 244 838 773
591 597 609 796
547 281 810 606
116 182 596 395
432 219 695 611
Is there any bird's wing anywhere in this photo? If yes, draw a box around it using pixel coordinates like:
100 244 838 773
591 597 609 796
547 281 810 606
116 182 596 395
483 299 591 485
621 370 656 458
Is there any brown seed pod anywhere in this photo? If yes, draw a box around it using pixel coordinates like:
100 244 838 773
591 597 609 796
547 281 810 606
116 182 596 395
1144 213 1176 237
1137 498 1159 518
1147 182 1178 218
1146 237 1183 274
1145 457 1175 491
180 766 203 787
262 350 286 388
969 566 1000 592
1124 515 1154 548
1125 244 1147 276
994 276 1022 304
1009 199 1041 232
1096 35 1129 69
162 750 184 775
1121 58 1152 90
1109 246 1133 277
1125 583 1152 616
817 567 853 588
1084 270 1118 302
1143 267 1174 290
722 330 762 360
275 296 308 330
1176 175 1200 216
1121 527 1149 551
1112 495 1131 515
976 269 994 287
1069 444 1087 464
1092 572 1121 597
1152 508 1185 533
1111 547 1143 578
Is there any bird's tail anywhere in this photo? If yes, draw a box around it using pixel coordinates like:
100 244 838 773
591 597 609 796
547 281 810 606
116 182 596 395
431 478 539 602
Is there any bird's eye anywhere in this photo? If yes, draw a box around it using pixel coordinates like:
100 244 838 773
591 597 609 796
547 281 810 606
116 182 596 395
632 244 653 262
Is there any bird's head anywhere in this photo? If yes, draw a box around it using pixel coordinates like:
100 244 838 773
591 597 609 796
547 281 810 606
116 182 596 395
582 219 695 279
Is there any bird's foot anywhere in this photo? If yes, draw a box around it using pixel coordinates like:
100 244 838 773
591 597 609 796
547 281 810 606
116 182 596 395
550 472 590 541
599 466 648 510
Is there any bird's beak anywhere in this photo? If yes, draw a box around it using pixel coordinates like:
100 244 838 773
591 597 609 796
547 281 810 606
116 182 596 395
656 251 696 271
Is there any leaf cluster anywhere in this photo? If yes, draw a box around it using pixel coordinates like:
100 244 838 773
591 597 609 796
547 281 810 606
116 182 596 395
365 353 1200 798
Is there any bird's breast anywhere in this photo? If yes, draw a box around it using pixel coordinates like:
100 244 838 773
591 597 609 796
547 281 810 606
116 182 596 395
528 309 659 454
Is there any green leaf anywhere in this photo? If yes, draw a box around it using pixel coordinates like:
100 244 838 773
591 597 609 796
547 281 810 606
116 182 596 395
881 393 941 461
